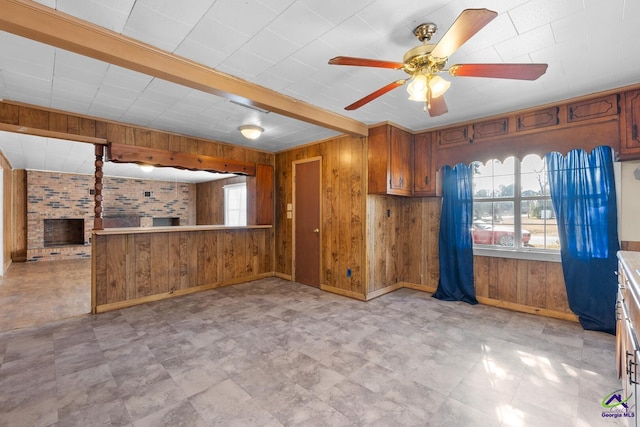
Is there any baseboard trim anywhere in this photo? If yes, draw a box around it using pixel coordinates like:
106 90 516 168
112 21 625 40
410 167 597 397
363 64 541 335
274 272 292 281
95 272 274 313
365 283 405 301
475 295 579 322
320 284 366 301
399 281 578 323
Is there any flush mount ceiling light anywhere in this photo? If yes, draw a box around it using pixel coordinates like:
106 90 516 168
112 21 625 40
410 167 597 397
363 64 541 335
238 125 264 140
140 164 154 172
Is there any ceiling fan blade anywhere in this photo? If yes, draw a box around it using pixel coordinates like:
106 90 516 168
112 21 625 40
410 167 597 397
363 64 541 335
329 56 404 69
449 63 548 80
431 9 497 59
427 91 448 117
345 79 407 110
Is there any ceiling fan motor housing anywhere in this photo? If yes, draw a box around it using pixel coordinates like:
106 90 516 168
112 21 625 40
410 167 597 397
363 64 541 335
402 44 447 75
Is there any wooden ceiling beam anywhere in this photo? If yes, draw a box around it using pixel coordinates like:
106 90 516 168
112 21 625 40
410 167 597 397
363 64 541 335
0 0 368 137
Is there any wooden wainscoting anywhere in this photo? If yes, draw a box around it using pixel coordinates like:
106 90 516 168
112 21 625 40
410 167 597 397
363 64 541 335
474 256 575 321
92 226 273 313
622 241 640 251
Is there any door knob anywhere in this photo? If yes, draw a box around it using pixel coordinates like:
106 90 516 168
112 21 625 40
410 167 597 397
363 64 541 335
313 228 320 233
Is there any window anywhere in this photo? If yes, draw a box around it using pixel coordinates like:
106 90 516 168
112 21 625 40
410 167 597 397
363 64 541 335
472 155 559 255
224 183 247 226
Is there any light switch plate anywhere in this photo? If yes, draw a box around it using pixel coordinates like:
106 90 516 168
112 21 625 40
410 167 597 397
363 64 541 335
287 203 292 211
287 211 292 219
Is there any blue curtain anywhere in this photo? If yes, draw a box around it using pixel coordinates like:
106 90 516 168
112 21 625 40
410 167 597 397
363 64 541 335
434 163 477 304
545 146 619 334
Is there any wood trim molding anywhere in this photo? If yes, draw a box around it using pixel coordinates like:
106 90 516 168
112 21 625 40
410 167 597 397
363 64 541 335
0 123 107 145
0 0 368 138
320 284 367 301
366 282 404 300
107 143 257 175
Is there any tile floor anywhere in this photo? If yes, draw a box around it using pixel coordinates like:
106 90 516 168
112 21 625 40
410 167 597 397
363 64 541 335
0 259 91 333
0 276 628 426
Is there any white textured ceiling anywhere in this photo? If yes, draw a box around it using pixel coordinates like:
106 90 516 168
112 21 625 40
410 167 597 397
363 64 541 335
0 0 639 175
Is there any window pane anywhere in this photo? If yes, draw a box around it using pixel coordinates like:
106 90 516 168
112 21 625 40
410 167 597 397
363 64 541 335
472 201 516 246
473 176 494 198
493 158 515 198
521 154 549 196
473 159 515 198
224 184 247 226
521 198 559 249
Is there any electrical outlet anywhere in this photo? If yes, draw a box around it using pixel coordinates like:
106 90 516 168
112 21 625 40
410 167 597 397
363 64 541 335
386 209 391 217
287 211 292 219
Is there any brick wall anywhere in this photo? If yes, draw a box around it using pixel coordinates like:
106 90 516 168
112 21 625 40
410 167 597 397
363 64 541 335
26 171 196 261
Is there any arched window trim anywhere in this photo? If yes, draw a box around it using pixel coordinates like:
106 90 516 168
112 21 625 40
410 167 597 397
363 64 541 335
469 153 561 263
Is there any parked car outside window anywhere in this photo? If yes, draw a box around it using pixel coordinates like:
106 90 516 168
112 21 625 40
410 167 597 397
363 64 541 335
471 220 531 247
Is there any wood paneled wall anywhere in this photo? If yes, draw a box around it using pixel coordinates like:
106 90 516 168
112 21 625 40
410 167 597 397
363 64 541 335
196 176 246 225
0 152 15 272
366 196 440 293
92 227 273 312
622 241 640 251
275 135 367 296
366 194 573 319
474 256 573 319
11 169 26 263
0 101 274 166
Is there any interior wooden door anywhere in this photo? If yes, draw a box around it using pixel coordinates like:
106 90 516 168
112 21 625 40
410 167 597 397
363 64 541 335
294 158 321 287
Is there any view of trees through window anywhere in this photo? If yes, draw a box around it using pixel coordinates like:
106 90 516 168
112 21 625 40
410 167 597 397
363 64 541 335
471 155 560 250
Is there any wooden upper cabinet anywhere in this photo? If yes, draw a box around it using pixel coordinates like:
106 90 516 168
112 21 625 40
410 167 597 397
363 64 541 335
567 94 619 123
413 132 436 196
368 124 413 196
436 124 472 147
622 90 640 156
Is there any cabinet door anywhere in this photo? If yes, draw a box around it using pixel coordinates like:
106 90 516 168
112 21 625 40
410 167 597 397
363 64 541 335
623 90 640 156
437 124 471 147
413 132 435 196
388 127 412 194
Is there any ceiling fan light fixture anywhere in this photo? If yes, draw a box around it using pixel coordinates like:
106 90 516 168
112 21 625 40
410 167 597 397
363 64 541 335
407 74 428 101
238 125 264 140
428 75 451 98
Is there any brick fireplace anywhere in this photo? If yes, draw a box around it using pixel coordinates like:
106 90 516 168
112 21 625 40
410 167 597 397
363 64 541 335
43 219 85 247
26 170 196 261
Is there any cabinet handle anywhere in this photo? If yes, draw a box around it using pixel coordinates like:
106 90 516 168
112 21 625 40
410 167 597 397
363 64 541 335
424 176 429 186
633 124 638 141
627 351 639 385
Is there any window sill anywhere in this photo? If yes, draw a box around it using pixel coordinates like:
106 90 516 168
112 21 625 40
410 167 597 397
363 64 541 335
473 247 561 263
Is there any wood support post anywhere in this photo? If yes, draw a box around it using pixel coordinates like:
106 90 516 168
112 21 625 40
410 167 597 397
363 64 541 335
94 144 104 230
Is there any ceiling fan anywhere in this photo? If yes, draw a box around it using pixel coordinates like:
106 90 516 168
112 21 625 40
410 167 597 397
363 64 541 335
328 8 548 117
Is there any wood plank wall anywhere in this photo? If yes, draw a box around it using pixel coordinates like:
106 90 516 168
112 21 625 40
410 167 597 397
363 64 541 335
275 135 367 296
11 169 26 263
0 152 15 272
474 256 573 319
196 176 246 225
0 100 275 262
622 241 640 251
0 101 274 166
366 196 441 293
93 227 273 311
367 194 573 319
